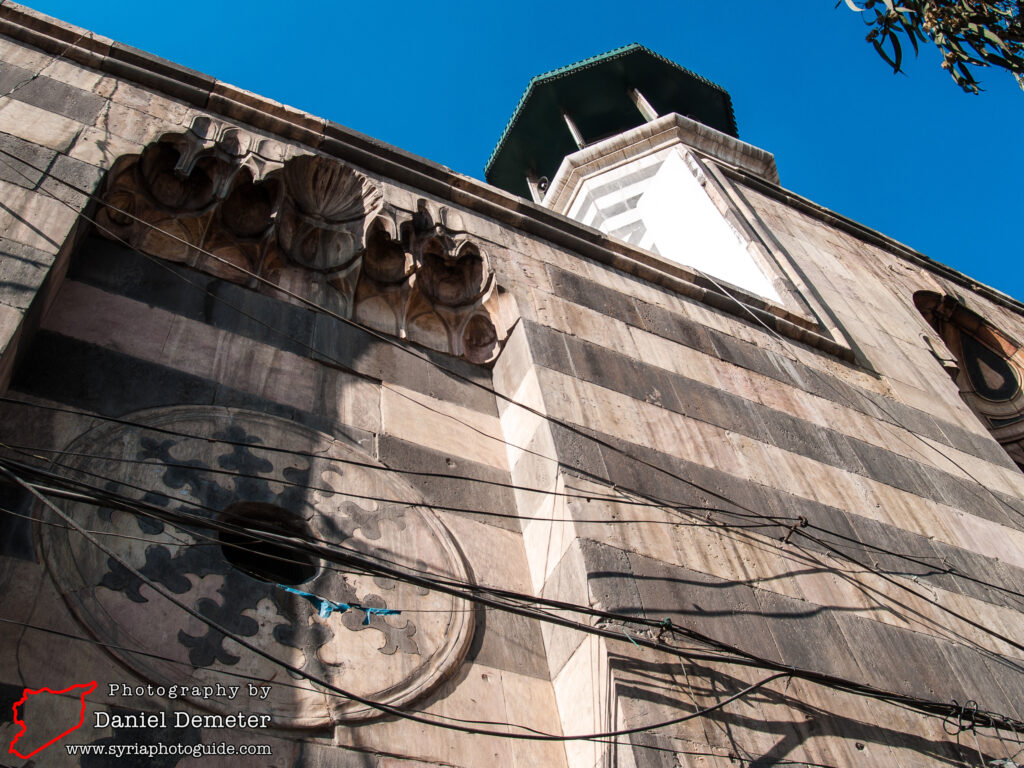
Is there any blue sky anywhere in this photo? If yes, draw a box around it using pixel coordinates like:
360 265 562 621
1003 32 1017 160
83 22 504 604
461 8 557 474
24 1 1024 301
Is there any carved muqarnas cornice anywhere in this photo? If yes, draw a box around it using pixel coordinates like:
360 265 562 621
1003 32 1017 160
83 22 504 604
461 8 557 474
95 117 515 364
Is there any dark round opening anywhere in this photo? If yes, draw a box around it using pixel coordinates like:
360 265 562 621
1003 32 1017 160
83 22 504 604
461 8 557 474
218 502 317 585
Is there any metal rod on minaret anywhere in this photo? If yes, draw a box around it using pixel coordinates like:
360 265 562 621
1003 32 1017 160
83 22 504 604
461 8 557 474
560 110 586 149
629 88 659 123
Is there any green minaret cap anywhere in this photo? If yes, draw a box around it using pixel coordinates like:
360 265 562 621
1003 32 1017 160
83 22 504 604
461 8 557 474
485 44 737 200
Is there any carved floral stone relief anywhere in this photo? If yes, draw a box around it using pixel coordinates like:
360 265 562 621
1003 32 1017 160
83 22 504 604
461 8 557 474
95 117 515 363
39 408 476 726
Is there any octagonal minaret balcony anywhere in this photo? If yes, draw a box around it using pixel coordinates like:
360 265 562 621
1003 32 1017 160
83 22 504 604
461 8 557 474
486 44 783 301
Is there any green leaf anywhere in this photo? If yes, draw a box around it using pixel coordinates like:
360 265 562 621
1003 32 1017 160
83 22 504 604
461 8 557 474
872 37 902 70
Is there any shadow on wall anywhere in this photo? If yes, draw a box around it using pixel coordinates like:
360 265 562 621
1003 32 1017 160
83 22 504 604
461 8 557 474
610 654 997 767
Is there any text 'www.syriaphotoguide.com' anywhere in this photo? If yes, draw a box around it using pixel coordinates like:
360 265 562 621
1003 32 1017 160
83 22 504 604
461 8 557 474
65 742 273 758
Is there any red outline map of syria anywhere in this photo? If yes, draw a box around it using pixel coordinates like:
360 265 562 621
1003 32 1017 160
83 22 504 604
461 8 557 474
8 681 97 759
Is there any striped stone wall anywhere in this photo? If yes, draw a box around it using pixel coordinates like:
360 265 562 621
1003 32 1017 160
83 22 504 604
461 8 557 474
0 5 1023 768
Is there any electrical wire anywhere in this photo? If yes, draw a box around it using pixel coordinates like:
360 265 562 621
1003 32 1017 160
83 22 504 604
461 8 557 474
9 426 1024 675
6 385 1023 670
0 440 775 622
0 455 755 663
4 395 1022 621
3 462 815 742
4 444 994 678
7 456 1024 740
0 433 781 530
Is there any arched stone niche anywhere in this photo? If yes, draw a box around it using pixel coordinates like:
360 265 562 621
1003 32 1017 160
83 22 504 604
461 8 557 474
94 116 516 364
915 290 1024 470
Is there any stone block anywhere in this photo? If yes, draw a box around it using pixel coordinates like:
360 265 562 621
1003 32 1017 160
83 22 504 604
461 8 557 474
521 492 575 593
546 263 643 329
382 384 507 471
13 331 217 416
707 330 782 384
491 319 532 400
833 612 964 704
500 670 569 767
464 604 548 680
335 665 517 767
552 633 610 768
379 436 516 529
0 179 77 251
917 462 1014 529
106 77 196 126
508 422 559 505
933 543 1010 605
39 152 104 209
752 589 869 683
72 236 207 317
0 131 55 188
502 372 553 474
311 312 497 417
578 539 644 618
548 420 609 482
934 640 1022 722
627 550 782 664
206 280 317 359
0 64 106 124
0 94 83 151
67 123 143 168
847 437 927 499
0 236 53 310
91 97 177 148
40 57 109 94
437 511 535 596
521 318 573 375
540 540 590 678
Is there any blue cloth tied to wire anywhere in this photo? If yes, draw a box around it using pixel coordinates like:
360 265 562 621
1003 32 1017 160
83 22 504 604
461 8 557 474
277 584 401 625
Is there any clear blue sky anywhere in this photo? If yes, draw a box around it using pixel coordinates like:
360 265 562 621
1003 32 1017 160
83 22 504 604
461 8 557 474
23 0 1024 301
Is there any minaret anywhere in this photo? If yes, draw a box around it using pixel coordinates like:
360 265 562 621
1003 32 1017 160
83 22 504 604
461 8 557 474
485 44 783 301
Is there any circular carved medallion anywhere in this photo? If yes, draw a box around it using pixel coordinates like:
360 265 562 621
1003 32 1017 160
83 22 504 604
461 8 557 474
39 407 474 726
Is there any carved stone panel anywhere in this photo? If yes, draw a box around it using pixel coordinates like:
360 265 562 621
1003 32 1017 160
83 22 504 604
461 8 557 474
39 407 475 726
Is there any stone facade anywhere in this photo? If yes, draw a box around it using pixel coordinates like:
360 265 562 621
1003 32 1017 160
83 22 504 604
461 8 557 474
1 5 1024 768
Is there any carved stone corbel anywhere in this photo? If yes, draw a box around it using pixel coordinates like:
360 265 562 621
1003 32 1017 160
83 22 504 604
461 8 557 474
352 201 514 362
96 117 296 271
353 209 417 339
276 154 383 272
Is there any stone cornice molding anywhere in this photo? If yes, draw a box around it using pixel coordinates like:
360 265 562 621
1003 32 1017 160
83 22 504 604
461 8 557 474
542 112 780 214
